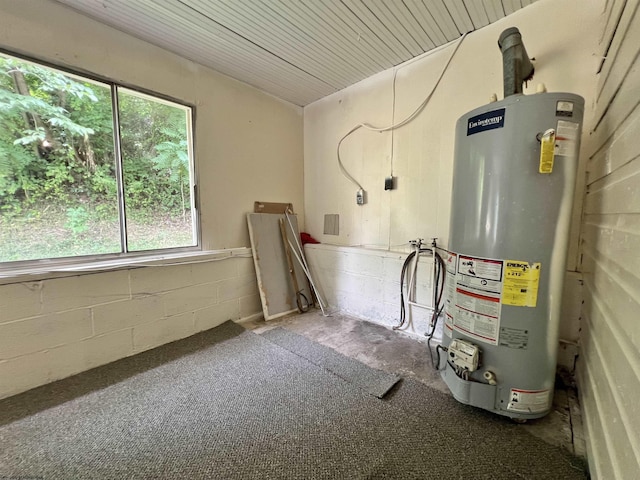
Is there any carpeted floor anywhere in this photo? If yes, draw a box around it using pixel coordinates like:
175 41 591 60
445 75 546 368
0 321 587 479
262 327 400 398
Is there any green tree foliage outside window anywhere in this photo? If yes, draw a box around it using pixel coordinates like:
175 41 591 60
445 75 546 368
0 53 196 263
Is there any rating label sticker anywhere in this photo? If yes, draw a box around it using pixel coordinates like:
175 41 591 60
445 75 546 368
499 327 529 349
502 260 540 307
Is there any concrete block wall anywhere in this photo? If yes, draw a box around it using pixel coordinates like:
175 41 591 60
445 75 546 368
305 244 583 370
0 253 261 399
305 244 437 338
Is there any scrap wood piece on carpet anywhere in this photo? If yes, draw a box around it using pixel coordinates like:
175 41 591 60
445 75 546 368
261 326 400 398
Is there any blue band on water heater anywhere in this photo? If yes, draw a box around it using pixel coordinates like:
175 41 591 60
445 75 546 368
467 108 506 136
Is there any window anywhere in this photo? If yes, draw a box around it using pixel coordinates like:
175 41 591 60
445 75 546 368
0 52 197 264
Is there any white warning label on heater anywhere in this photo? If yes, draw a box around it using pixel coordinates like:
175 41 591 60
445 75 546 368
445 253 457 313
444 313 454 338
458 255 502 284
444 253 458 339
453 288 501 345
451 254 504 345
507 388 552 414
555 120 580 157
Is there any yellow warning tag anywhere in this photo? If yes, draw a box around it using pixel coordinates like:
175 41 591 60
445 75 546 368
539 129 556 174
502 260 541 307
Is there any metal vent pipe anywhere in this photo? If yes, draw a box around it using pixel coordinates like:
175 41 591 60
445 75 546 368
498 27 534 97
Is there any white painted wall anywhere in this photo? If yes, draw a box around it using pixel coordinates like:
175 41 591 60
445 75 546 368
578 0 640 477
304 0 600 260
303 0 603 357
0 252 261 399
305 244 439 337
0 1 303 398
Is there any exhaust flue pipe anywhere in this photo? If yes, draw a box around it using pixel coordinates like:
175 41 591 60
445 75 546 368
498 27 534 97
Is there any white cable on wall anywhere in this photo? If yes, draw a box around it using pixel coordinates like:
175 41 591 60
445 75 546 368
336 32 469 191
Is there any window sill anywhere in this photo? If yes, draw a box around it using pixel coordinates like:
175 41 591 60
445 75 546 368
0 247 253 285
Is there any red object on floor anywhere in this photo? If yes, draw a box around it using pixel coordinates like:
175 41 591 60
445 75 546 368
300 232 320 245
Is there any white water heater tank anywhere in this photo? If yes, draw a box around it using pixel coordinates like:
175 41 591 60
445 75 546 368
441 92 584 420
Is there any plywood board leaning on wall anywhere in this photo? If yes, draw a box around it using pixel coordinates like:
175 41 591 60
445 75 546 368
247 213 311 320
254 201 294 214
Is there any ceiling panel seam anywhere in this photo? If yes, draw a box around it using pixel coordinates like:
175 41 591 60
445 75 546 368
360 0 423 57
305 1 389 71
482 0 506 22
364 0 427 55
277 0 382 79
85 1 334 104
464 0 490 29
380 0 437 50
341 0 413 60
502 0 522 16
175 0 338 90
322 0 401 65
137 0 333 92
73 0 325 92
402 0 447 46
259 0 372 84
424 0 463 38
206 0 366 86
52 0 535 106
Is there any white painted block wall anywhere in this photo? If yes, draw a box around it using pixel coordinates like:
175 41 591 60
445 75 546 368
306 244 582 369
0 255 261 399
305 244 438 338
0 2 302 399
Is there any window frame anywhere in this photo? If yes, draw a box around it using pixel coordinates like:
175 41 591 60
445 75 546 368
0 48 201 273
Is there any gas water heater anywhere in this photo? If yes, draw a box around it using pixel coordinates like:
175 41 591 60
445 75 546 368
440 28 584 420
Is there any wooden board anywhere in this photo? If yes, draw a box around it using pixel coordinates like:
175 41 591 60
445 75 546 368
253 201 294 214
247 213 311 320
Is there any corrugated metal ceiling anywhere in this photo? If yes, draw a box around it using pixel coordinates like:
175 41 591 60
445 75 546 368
54 0 538 106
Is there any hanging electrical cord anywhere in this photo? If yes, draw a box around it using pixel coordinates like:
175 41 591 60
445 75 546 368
337 125 366 190
336 32 469 192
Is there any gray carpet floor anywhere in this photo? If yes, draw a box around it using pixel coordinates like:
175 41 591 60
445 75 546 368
0 320 588 479
261 327 400 398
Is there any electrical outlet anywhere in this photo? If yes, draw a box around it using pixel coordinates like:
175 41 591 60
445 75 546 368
356 189 366 205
